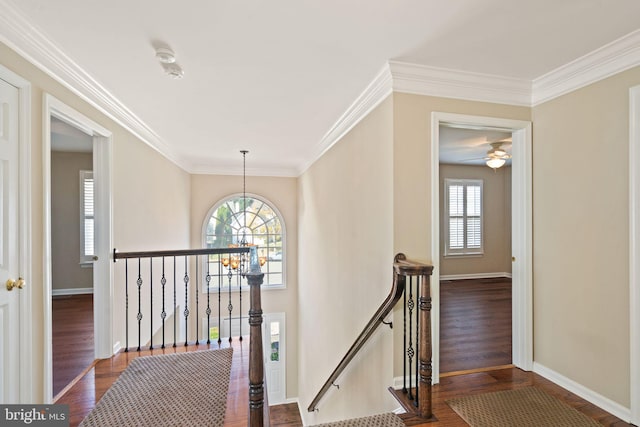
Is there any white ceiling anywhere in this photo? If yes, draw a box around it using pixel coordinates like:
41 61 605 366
439 127 512 166
2 0 640 175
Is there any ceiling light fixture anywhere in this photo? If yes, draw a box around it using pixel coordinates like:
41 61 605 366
486 157 506 169
155 47 176 64
155 45 184 79
164 63 184 79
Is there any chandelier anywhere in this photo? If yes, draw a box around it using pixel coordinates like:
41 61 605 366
221 150 267 276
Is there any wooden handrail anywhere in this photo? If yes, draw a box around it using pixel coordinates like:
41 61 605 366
307 254 410 412
113 246 250 261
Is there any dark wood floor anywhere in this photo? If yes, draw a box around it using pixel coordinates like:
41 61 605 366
399 367 632 426
56 284 631 426
440 277 512 373
52 294 95 399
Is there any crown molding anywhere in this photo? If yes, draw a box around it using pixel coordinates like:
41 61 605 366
533 29 640 106
189 163 300 178
297 64 394 175
2 0 639 177
389 60 532 106
0 0 191 172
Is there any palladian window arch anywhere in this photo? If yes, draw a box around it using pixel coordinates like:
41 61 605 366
202 193 285 289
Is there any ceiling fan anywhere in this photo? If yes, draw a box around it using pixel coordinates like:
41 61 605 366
459 140 511 169
485 141 511 169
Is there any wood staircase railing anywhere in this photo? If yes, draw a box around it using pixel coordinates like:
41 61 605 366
307 253 434 422
113 246 268 426
390 253 435 422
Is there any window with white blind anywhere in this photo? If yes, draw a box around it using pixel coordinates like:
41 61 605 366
79 170 94 264
444 178 483 256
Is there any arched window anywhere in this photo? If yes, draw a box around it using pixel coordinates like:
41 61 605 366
203 194 285 289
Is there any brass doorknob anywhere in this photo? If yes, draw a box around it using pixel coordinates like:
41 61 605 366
6 277 25 291
92 256 99 261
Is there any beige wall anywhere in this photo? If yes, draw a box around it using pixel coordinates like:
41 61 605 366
0 41 191 401
190 174 298 398
439 164 512 276
532 66 640 408
298 97 395 424
51 151 93 291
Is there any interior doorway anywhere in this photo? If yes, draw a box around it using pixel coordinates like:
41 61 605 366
437 125 514 374
430 112 532 383
49 117 95 397
43 95 113 402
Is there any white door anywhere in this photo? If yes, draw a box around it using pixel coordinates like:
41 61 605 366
263 312 286 404
0 77 21 403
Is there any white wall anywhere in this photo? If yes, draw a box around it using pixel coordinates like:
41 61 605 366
298 97 395 424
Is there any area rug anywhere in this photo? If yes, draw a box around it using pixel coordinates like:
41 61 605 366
446 386 602 427
310 413 405 427
79 348 233 427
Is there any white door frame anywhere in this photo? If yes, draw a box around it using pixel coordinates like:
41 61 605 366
629 85 640 425
43 94 113 402
0 65 33 403
430 112 533 382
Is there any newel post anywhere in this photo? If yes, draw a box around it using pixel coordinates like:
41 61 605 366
246 247 266 426
418 265 434 419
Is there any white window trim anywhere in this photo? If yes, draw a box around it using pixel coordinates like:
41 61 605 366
443 178 484 257
79 169 94 265
201 192 287 292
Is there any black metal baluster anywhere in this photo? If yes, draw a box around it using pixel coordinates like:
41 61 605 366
407 275 415 401
414 277 420 407
402 279 407 393
228 261 233 342
161 257 166 349
184 256 190 346
195 255 199 345
149 257 153 350
218 256 222 344
137 258 143 352
238 263 243 341
206 259 212 345
173 256 177 348
125 259 129 352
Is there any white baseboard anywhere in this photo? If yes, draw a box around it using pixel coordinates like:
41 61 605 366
533 362 631 422
52 287 93 296
112 341 121 355
440 272 512 281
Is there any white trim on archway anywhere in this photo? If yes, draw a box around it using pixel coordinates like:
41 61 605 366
430 112 533 382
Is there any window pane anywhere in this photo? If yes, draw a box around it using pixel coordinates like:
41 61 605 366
84 178 94 216
449 218 464 249
449 185 464 216
466 185 481 216
206 195 284 288
84 218 94 256
467 217 481 248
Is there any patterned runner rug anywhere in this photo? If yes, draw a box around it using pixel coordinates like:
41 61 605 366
311 413 405 427
79 348 233 427
447 386 602 427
